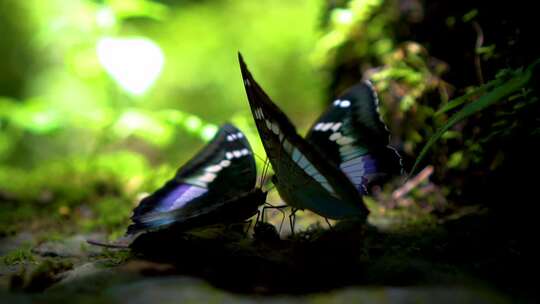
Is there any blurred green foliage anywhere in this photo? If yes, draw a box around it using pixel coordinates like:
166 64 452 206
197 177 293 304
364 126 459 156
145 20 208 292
316 0 399 67
1 0 326 236
412 59 540 175
0 0 324 162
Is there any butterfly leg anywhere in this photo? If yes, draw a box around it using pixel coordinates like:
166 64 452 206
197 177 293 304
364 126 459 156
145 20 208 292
262 203 288 233
254 210 262 226
289 208 298 236
276 207 286 234
244 216 256 237
324 217 334 231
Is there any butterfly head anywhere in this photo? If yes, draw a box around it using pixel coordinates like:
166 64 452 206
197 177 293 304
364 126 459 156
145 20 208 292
256 188 269 204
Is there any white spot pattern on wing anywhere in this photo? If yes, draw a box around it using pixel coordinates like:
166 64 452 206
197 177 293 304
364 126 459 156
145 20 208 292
340 100 351 108
331 122 342 131
337 136 355 145
329 132 342 141
271 122 280 135
205 165 222 173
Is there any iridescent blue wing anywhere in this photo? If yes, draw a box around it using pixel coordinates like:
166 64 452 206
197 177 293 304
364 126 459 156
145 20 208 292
127 123 259 234
239 53 368 220
306 81 402 193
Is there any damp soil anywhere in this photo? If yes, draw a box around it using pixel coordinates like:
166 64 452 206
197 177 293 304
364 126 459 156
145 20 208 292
124 212 532 298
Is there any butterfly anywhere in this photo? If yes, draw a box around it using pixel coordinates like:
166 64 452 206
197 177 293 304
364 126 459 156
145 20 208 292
239 54 368 220
238 53 401 221
305 81 403 194
126 123 267 236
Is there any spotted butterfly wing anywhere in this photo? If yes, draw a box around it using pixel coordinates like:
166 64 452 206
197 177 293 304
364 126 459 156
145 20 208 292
239 53 368 220
127 123 265 235
306 82 402 193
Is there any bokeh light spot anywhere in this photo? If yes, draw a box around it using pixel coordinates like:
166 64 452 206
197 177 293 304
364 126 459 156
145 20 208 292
96 7 116 29
97 37 164 95
184 116 202 131
200 125 218 141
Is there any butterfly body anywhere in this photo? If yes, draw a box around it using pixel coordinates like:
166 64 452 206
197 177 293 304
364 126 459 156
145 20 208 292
127 123 265 235
239 54 368 220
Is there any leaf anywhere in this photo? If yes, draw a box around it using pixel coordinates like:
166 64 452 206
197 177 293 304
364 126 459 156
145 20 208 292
410 58 539 176
435 78 503 115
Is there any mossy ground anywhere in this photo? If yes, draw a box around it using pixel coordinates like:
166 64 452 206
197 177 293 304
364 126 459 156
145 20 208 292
1 200 533 303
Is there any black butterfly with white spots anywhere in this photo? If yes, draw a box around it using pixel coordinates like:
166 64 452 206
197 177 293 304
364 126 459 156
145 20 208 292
239 54 369 220
306 81 402 194
126 123 266 235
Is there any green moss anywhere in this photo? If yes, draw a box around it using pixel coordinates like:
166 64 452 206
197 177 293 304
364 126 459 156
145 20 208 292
2 246 36 265
364 196 439 233
20 259 74 292
97 249 132 267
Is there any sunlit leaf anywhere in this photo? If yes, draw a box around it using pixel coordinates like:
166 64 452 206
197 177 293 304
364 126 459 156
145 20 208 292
447 151 464 168
435 78 504 115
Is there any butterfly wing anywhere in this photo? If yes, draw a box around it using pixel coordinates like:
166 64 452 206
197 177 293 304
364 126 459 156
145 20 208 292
239 53 368 220
306 81 402 193
127 123 258 234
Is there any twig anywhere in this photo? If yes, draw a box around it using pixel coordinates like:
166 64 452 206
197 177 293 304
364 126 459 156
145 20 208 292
392 166 433 200
87 238 131 249
473 21 485 85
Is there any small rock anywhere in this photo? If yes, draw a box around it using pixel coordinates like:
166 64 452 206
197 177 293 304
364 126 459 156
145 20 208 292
47 262 136 294
32 234 104 258
0 232 35 256
54 262 108 286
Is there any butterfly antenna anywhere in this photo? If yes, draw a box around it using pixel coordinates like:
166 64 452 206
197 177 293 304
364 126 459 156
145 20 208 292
260 157 271 188
261 157 270 187
253 153 272 188
261 157 267 178
222 127 267 187
253 153 267 165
